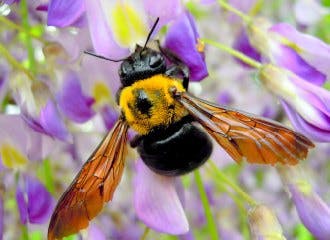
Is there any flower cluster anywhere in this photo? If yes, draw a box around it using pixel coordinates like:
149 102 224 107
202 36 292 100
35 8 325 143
1 0 330 239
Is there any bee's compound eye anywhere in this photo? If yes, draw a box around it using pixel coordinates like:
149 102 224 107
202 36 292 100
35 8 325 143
149 54 163 68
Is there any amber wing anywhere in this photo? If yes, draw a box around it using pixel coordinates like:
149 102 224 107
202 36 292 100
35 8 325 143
178 93 314 165
48 119 129 240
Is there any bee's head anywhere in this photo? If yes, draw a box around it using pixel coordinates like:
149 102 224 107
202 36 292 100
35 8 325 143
119 46 166 86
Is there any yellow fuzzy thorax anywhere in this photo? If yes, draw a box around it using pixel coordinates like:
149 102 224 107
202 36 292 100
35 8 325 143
119 74 188 135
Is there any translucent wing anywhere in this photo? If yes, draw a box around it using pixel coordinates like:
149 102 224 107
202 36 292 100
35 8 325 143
178 92 314 165
48 119 129 240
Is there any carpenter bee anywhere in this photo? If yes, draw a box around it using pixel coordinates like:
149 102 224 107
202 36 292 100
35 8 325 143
48 18 314 239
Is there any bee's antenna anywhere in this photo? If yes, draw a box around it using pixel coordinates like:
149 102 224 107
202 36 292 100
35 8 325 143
142 17 160 50
84 51 126 62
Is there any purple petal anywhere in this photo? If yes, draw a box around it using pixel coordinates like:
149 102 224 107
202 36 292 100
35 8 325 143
47 0 86 27
289 184 330 240
0 195 3 239
217 91 234 105
36 4 48 11
100 106 118 131
270 44 326 86
57 71 95 123
85 0 128 58
16 183 28 224
270 23 330 81
164 12 208 81
143 0 183 27
179 231 195 240
26 175 55 224
281 100 330 142
3 0 19 4
133 160 189 234
233 30 262 68
219 227 243 240
39 100 70 141
87 225 106 240
21 112 47 134
260 105 278 119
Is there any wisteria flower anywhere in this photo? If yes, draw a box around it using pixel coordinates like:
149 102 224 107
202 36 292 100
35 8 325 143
246 18 330 86
259 64 330 142
294 0 330 26
164 11 208 81
248 205 285 239
16 175 55 224
133 160 189 234
0 184 4 240
234 19 330 141
47 0 86 27
277 165 330 239
56 70 95 123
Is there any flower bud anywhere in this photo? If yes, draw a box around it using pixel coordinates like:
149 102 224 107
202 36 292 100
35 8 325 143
248 205 286 240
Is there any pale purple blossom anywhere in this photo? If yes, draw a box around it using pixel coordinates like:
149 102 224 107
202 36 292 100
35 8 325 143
278 165 330 239
16 175 55 224
0 192 3 239
289 184 330 240
47 0 86 27
165 11 208 81
240 19 330 141
259 64 330 142
133 160 189 234
56 71 95 123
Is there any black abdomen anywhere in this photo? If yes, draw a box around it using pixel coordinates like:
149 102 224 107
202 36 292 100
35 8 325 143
132 116 213 176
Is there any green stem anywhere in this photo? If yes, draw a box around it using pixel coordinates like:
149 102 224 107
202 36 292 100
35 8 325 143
0 16 46 43
208 161 258 206
21 224 29 240
202 38 262 69
194 170 219 240
20 0 36 75
217 0 252 23
248 0 264 17
0 42 35 81
140 227 150 240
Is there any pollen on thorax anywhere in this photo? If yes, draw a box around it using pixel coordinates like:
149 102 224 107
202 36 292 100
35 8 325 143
118 74 188 135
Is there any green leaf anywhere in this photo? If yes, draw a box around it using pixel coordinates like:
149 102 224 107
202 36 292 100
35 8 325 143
37 159 55 194
324 80 330 91
186 1 208 18
315 14 330 43
293 224 314 240
321 0 330 7
63 234 79 240
29 231 43 240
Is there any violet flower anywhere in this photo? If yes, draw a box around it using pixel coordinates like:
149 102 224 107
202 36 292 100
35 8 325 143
3 0 19 4
246 19 329 86
233 30 261 69
133 160 189 234
47 0 86 27
16 175 55 224
0 184 3 240
165 11 208 81
259 64 330 142
23 99 70 141
294 0 330 26
56 71 95 123
277 165 330 239
235 19 330 141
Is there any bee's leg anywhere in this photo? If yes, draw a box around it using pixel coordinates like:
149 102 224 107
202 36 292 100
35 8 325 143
157 41 190 90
